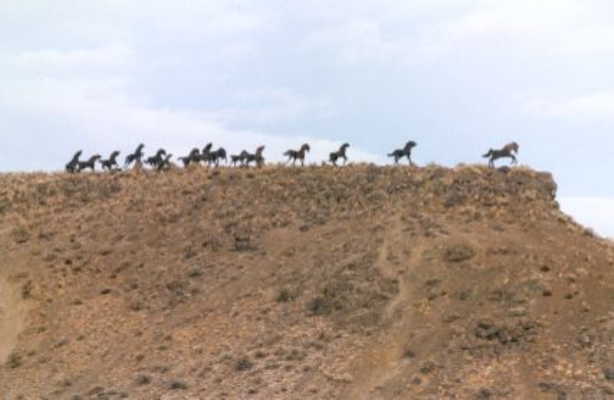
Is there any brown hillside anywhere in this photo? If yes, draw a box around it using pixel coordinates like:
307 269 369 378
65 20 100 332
1 165 614 399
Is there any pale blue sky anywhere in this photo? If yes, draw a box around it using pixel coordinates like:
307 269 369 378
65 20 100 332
2 1 614 236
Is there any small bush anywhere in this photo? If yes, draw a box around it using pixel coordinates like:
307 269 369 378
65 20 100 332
169 380 188 390
306 297 333 316
403 349 416 359
21 281 33 299
135 375 151 385
0 198 10 214
307 279 355 316
188 268 203 278
235 357 254 372
444 244 475 263
7 352 22 369
276 288 297 303
11 227 30 244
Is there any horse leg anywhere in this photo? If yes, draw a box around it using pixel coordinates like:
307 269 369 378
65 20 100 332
511 154 517 165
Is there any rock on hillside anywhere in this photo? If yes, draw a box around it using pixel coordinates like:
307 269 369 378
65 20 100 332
1 164 614 399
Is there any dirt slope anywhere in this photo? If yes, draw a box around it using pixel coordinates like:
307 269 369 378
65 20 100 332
1 164 614 399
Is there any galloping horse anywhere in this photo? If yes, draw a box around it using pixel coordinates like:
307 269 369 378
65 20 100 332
388 141 417 165
329 143 350 166
125 144 145 168
245 146 265 168
483 142 519 168
65 150 83 173
100 151 121 171
283 143 310 166
76 154 102 172
145 149 167 169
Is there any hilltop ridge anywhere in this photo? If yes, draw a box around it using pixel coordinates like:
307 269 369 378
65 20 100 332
1 164 614 399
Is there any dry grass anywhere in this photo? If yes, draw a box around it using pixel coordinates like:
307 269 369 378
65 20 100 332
0 164 612 399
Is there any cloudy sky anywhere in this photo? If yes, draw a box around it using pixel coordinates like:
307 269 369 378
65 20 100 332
2 1 614 236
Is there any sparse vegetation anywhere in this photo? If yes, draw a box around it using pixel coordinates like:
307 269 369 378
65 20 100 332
444 243 476 263
276 288 297 303
169 380 188 390
1 166 611 399
235 357 254 372
307 296 333 316
7 352 22 369
11 226 30 244
135 375 151 385
0 198 10 214
21 281 33 299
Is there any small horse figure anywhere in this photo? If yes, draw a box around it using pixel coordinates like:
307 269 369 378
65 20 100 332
483 142 519 168
157 154 173 171
125 144 145 168
76 154 102 172
283 143 310 166
237 150 252 167
245 146 265 168
179 148 200 167
329 143 350 166
200 143 213 165
208 147 227 167
65 150 82 173
388 141 417 165
100 151 121 171
230 153 246 167
145 149 167 169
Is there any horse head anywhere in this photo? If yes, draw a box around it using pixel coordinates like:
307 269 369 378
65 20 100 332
405 141 417 150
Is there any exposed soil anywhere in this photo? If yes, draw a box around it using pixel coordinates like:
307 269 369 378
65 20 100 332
0 276 27 365
1 164 614 399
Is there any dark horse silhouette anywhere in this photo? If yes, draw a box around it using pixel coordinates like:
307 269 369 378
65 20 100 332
329 143 350 166
145 149 167 169
125 144 145 168
100 151 121 171
199 143 213 165
76 154 101 172
283 143 310 166
230 152 246 167
157 153 173 171
244 146 265 168
207 147 227 167
388 141 417 165
65 150 83 173
179 148 200 167
483 142 519 168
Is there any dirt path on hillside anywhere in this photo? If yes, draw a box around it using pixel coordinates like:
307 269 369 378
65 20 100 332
342 217 428 400
0 276 26 364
